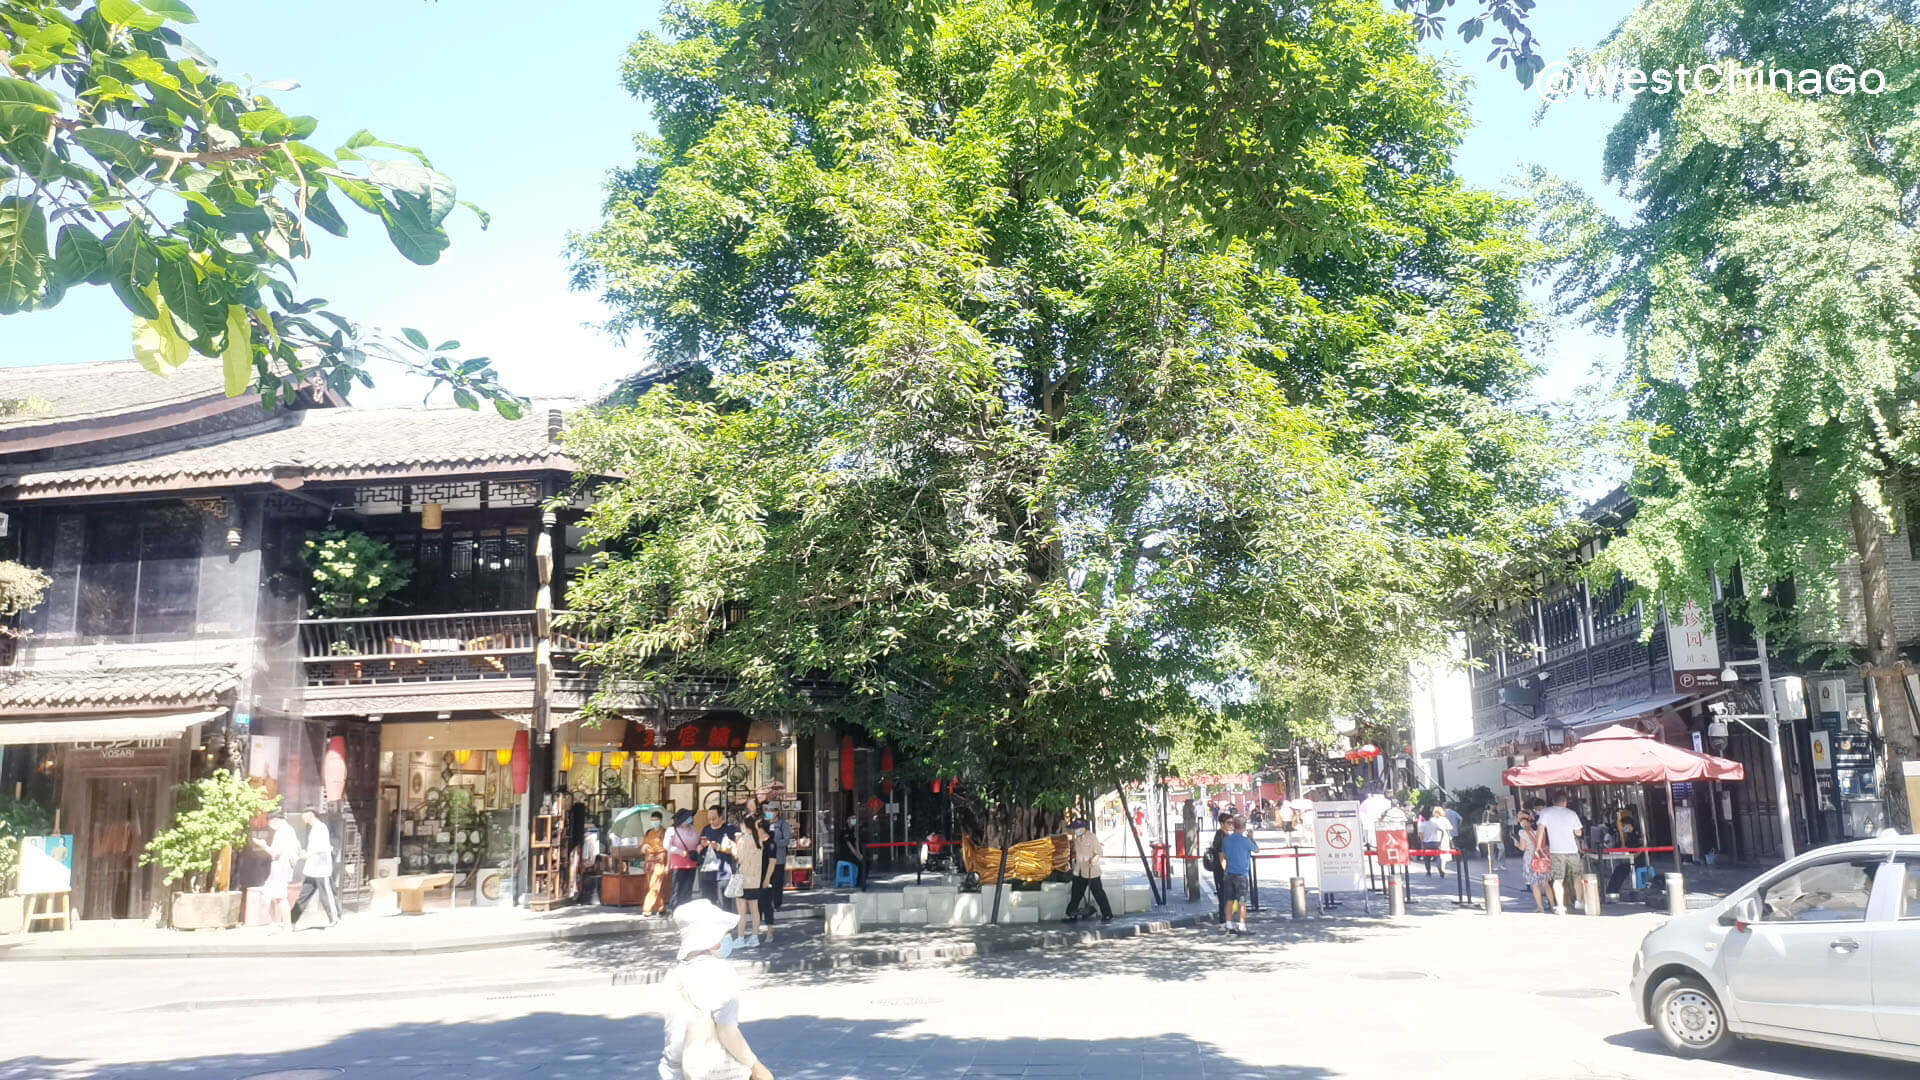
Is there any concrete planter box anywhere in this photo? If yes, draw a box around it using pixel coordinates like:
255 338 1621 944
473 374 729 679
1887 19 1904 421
0 894 23 935
170 890 242 931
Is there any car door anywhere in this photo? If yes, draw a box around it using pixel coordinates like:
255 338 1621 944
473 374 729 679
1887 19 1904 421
1721 854 1883 1038
1873 857 1920 1045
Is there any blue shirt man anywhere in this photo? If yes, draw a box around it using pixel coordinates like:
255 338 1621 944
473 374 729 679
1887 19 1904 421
1222 830 1256 876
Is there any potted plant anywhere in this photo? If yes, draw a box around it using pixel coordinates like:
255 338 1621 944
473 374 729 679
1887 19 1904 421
0 793 54 934
140 770 280 930
303 529 412 677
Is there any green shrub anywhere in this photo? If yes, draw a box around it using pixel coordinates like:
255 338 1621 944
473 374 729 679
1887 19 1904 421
140 771 280 892
302 529 412 617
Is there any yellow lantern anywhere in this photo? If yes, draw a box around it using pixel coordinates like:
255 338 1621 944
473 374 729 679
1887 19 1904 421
453 749 472 766
636 751 654 766
610 751 628 769
496 747 512 765
587 751 602 767
561 746 575 772
673 751 689 765
743 750 759 762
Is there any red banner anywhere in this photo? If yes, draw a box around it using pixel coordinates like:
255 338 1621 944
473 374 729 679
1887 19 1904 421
621 717 750 753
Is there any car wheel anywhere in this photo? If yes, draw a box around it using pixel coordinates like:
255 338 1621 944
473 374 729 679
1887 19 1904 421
1651 975 1732 1058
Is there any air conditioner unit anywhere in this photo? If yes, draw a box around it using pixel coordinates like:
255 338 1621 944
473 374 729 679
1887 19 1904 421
474 867 512 908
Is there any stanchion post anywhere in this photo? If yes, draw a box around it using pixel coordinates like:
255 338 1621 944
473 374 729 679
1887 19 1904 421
1666 872 1687 917
1250 854 1260 913
1291 876 1309 918
1386 876 1406 918
1482 873 1501 915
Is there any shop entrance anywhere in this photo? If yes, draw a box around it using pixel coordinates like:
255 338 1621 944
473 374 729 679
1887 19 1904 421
79 772 161 920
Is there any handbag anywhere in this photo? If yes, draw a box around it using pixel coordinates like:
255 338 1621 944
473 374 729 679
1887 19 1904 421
1528 833 1551 876
1202 847 1220 874
723 872 744 900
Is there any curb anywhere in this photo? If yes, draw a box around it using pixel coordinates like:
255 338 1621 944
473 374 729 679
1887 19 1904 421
125 911 1218 1013
0 915 676 962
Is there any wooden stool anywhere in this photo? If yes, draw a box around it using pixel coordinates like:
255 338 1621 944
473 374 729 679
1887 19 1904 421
393 873 456 914
25 892 70 931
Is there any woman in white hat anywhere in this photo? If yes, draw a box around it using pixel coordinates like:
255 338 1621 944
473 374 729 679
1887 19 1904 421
658 900 775 1080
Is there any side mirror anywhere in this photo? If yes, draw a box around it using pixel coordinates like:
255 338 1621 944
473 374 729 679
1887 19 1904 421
1719 896 1761 931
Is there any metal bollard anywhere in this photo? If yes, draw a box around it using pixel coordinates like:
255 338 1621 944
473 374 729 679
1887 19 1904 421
1579 873 1602 916
1482 873 1501 915
1290 877 1309 919
1666 873 1687 917
1387 876 1406 917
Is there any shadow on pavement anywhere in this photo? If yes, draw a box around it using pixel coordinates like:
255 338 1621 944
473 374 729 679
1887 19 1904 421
1603 1027 1914 1079
0 1010 1344 1080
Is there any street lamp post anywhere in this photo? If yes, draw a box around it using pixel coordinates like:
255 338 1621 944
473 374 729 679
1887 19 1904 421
1718 629 1797 861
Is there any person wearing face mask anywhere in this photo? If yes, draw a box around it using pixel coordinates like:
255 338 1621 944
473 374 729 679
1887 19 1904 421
642 810 671 916
1063 818 1112 923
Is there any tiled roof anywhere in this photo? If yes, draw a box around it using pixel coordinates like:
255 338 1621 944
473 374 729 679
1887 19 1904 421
0 358 230 431
1 403 576 498
0 663 240 713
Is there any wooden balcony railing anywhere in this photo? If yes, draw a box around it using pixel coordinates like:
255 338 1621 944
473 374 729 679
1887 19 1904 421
298 610 599 687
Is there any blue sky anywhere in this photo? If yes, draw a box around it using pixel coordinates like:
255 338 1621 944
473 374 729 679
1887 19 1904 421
0 1 1641 413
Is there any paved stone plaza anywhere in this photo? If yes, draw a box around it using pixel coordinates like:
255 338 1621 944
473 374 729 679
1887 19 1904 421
3 881 1909 1080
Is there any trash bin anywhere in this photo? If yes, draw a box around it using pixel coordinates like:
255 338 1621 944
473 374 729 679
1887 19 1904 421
1151 842 1170 879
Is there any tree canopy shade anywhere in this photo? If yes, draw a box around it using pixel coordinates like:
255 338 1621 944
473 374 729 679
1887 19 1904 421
0 0 521 414
564 0 1574 807
1532 0 1920 825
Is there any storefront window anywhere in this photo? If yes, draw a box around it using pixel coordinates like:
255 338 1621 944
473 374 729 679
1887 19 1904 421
25 505 203 643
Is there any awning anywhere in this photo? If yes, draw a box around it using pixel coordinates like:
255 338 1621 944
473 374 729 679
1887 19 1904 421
1427 692 1710 765
0 708 223 746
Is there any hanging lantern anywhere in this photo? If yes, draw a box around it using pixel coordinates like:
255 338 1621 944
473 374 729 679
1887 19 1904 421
496 747 512 765
453 749 472 766
932 779 942 794
743 750 758 762
880 745 895 775
561 746 575 772
322 736 347 802
587 751 602 767
637 751 654 766
840 735 856 790
511 730 531 794
673 751 689 765
610 751 628 769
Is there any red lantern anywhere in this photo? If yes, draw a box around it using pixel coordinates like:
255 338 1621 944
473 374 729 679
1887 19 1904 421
322 736 347 803
932 779 942 794
880 745 895 774
840 735 856 790
511 730 531 794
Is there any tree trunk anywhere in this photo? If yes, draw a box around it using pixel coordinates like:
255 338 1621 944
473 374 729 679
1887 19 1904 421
1849 493 1918 832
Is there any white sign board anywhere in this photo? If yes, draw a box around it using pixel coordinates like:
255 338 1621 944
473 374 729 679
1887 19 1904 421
1313 800 1366 893
1809 730 1833 772
1666 598 1723 693
19 835 73 894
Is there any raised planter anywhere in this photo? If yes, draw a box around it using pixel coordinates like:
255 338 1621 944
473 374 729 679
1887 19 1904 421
170 890 242 931
0 893 23 935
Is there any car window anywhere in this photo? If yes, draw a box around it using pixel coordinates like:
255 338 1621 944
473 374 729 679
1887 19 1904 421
1757 859 1876 923
1903 859 1920 920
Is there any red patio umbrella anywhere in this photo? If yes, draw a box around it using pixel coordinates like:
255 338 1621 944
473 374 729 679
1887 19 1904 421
1503 724 1745 872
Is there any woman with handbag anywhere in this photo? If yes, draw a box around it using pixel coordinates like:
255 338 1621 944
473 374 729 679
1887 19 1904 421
1516 802 1550 914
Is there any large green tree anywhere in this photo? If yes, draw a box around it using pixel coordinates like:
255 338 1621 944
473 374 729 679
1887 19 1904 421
564 0 1571 810
0 0 519 413
1535 0 1920 828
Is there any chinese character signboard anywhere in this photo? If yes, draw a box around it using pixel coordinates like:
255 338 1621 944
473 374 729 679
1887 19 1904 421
1666 598 1723 694
622 716 750 753
1375 829 1410 867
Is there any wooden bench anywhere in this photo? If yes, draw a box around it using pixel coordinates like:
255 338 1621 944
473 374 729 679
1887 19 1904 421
389 872 456 914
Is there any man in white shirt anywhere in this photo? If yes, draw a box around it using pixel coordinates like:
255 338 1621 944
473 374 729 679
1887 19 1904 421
290 808 340 930
1535 793 1585 914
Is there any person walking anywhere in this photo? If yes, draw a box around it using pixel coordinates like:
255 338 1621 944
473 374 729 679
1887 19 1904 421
289 808 339 931
1205 816 1229 921
729 816 769 948
1063 818 1113 923
667 809 702 910
1536 792 1586 914
1417 809 1442 876
657 900 777 1080
1429 805 1454 874
1220 815 1257 934
251 813 300 931
763 808 790 920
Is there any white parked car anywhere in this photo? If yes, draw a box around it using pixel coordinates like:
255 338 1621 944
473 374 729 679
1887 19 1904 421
1631 835 1920 1062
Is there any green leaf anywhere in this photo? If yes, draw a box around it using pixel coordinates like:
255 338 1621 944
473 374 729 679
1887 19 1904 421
99 0 166 31
52 225 109 288
73 128 152 173
103 223 159 319
337 129 432 167
0 76 60 135
223 304 252 396
132 284 192 372
368 160 455 224
303 188 349 237
0 196 50 314
401 327 429 350
378 193 453 265
141 0 199 23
